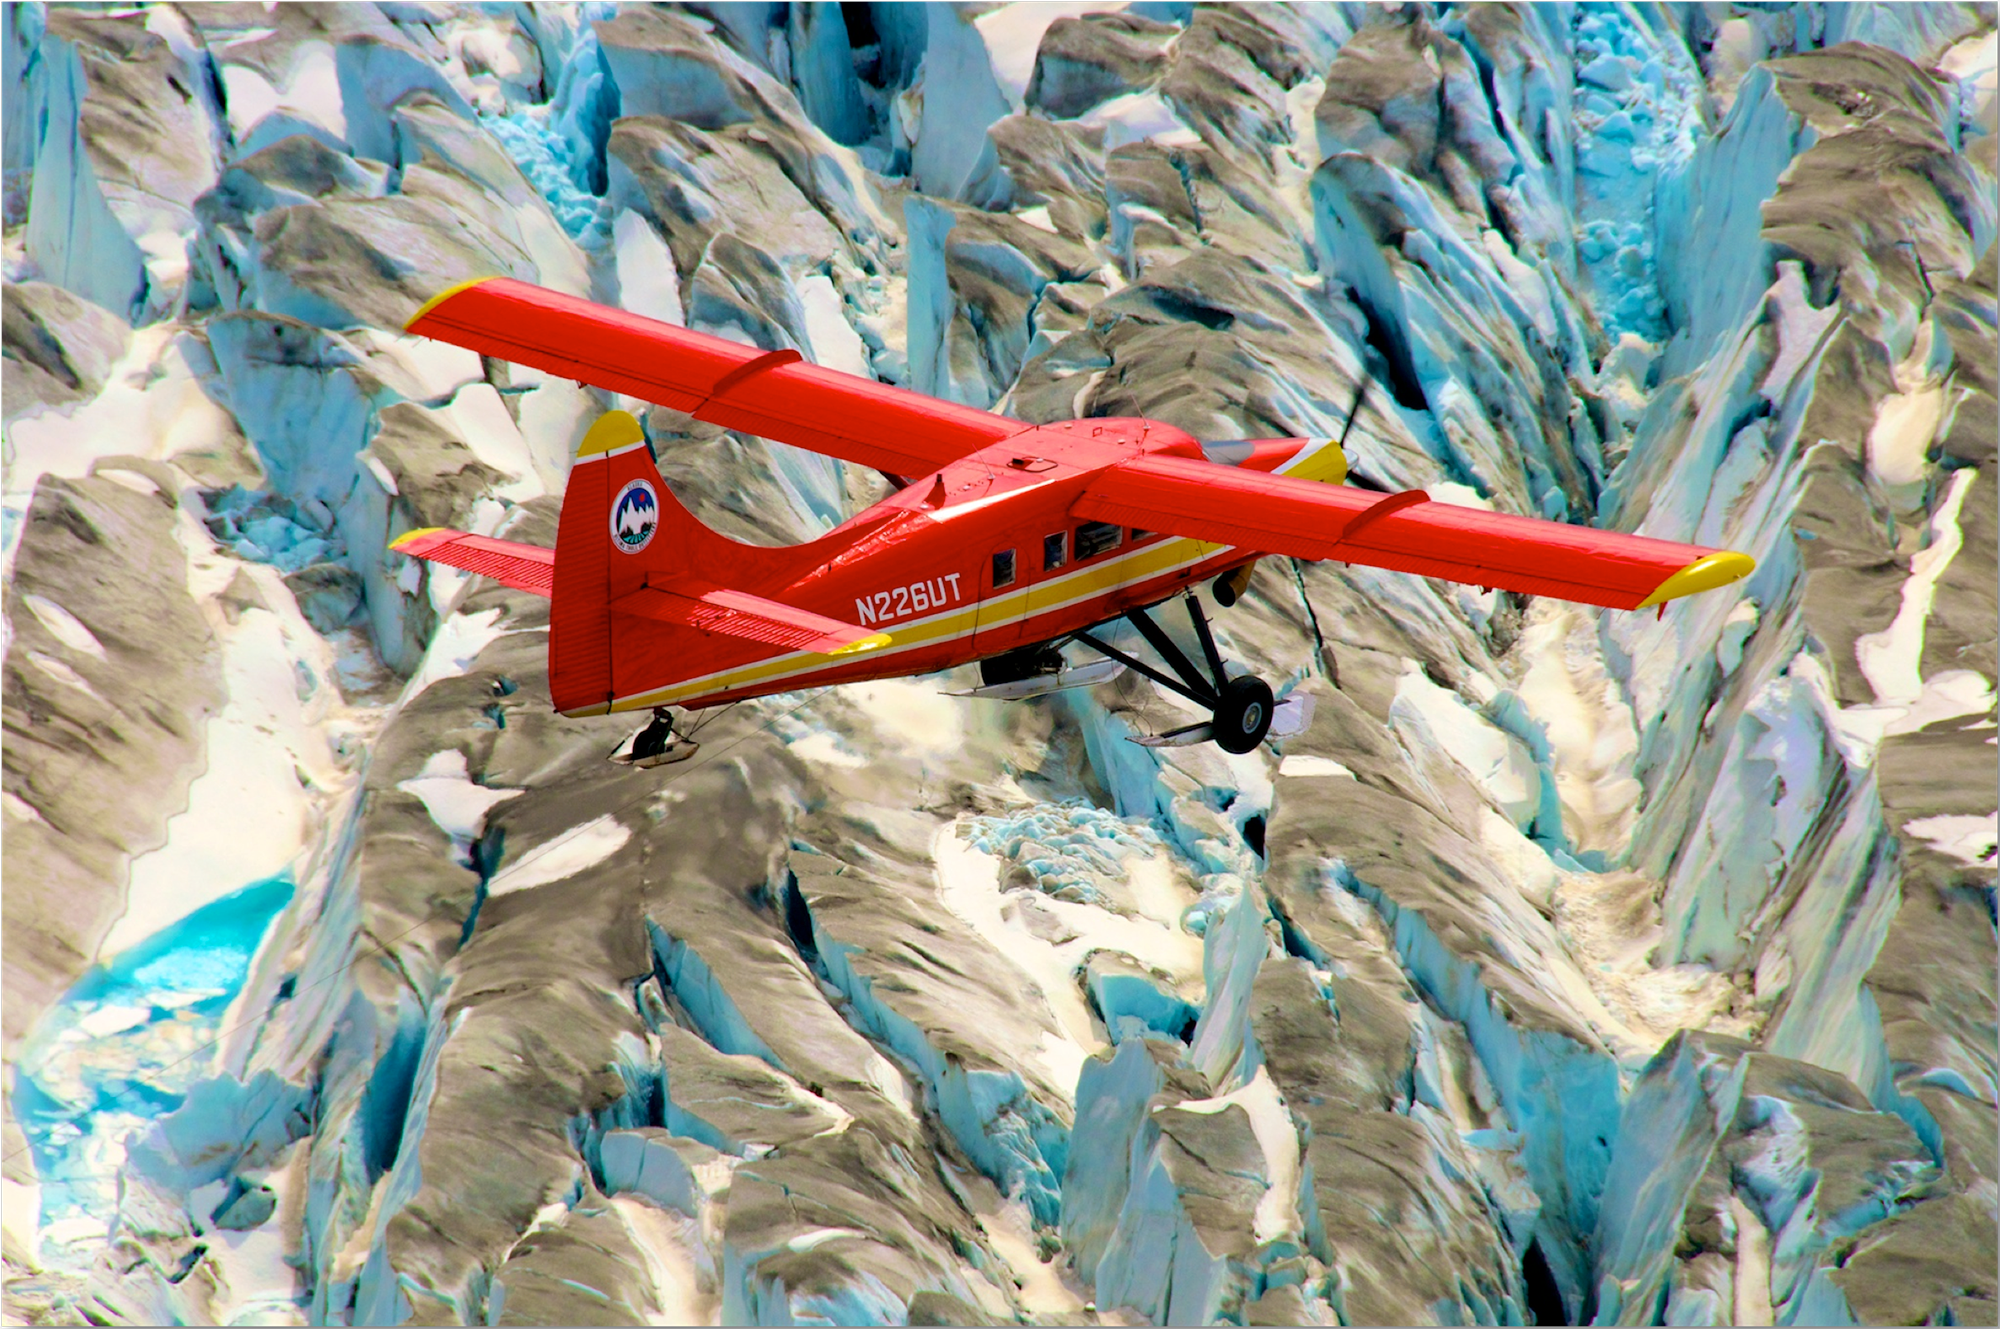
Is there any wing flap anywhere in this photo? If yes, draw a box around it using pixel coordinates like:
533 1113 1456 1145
407 278 1022 476
611 582 891 657
390 528 554 597
1073 455 1752 611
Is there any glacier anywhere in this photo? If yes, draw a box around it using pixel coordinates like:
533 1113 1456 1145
3 2 1995 1326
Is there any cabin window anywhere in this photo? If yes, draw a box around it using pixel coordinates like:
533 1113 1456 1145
1076 521 1122 559
1129 527 1153 541
991 549 1016 588
1043 531 1068 571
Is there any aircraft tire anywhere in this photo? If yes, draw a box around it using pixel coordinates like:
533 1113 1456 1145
1213 676 1275 754
631 711 677 760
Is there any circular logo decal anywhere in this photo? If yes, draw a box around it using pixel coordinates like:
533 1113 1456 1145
611 479 659 554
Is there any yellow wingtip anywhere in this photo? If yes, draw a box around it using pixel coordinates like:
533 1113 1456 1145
576 410 647 460
390 526 448 552
829 632 893 656
405 277 494 331
1637 551 1757 608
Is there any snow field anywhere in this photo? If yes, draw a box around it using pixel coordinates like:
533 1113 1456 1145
1855 467 1980 708
485 816 631 897
4 328 239 524
396 750 519 860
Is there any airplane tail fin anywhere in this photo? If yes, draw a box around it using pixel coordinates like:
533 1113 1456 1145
395 409 881 716
550 410 731 716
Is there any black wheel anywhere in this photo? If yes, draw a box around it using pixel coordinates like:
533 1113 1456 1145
631 710 677 760
1212 675 1274 754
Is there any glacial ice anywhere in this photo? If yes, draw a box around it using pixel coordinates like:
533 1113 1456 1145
220 46 349 159
1335 862 1627 1316
5 2 1995 1325
25 19 293 320
1389 664 1541 830
486 108 605 239
800 864 1075 1226
15 876 295 1250
909 5 1013 204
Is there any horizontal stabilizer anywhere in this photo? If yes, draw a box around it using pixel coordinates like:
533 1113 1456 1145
612 581 891 657
391 528 554 597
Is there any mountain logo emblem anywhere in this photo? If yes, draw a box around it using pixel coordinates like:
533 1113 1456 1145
611 479 659 553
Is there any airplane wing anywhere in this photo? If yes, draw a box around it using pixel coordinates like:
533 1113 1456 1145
390 528 554 596
406 277 1024 477
1071 455 1753 610
611 580 891 656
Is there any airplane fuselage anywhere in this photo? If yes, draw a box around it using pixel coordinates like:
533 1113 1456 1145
615 418 1343 712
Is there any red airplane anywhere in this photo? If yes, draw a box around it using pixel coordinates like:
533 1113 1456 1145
389 278 1753 761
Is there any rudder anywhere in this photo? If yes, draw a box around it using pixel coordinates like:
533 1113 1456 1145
550 410 729 715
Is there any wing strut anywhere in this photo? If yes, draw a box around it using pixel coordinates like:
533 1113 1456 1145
1071 593 1231 709
1068 594 1286 755
1074 629 1211 708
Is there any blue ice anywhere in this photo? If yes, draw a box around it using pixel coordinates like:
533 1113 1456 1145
17 874 295 1228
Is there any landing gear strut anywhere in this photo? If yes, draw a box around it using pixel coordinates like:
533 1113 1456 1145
1074 593 1284 754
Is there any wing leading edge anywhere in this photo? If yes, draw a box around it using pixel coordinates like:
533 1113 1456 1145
1072 455 1753 611
406 277 1023 477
